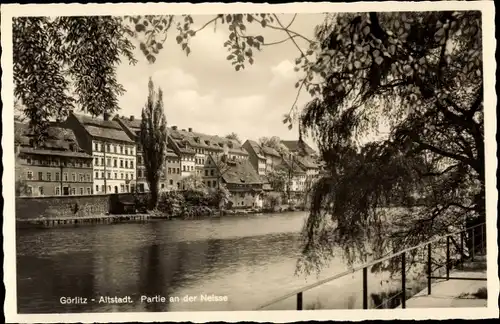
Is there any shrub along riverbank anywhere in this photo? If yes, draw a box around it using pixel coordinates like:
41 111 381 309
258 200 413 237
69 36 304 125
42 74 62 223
134 189 307 220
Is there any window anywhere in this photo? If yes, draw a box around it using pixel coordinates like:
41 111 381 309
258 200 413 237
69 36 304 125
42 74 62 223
38 172 43 181
27 186 33 196
114 173 117 179
107 172 111 179
169 179 173 185
101 185 105 192
138 170 142 177
130 161 134 169
113 145 117 153
125 148 129 155
87 188 91 195
120 160 123 168
205 170 209 176
120 146 123 154
38 186 44 196
55 187 60 195
126 174 129 180
47 172 52 181
177 168 180 174
79 174 84 182
64 173 68 181
183 166 186 172
107 158 111 167
212 180 216 187
72 173 76 182
71 188 76 195
86 174 91 182
94 142 99 151
121 173 124 179
161 183 165 189
125 161 128 168
210 170 214 176
101 172 104 179
55 172 60 181
207 181 211 188
138 156 142 164
107 144 111 152
27 171 33 180
120 184 125 193
131 174 134 180
101 158 104 166
95 172 99 179
114 159 117 167
95 185 99 192
80 188 84 195
95 157 99 166
191 166 194 171
168 168 171 174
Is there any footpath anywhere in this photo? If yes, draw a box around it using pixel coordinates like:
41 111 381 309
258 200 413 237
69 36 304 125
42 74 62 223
400 255 487 308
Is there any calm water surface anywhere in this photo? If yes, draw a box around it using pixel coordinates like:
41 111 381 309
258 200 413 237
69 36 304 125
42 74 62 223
17 212 381 313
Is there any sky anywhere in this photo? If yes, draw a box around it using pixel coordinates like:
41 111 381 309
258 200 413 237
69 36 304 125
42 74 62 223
116 13 323 149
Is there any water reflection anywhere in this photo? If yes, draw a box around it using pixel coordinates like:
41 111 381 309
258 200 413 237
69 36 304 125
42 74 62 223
17 212 351 313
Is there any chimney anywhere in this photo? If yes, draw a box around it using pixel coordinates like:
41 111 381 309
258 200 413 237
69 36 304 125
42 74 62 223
103 112 110 121
172 126 177 130
188 127 193 132
129 115 135 121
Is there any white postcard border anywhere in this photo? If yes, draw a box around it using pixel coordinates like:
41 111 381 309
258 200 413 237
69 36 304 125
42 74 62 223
2 1 498 323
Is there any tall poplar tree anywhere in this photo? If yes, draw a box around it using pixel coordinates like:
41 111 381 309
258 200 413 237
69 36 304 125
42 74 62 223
140 78 168 210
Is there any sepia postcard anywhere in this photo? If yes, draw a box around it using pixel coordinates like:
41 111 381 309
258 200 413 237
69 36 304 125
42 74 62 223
1 1 498 323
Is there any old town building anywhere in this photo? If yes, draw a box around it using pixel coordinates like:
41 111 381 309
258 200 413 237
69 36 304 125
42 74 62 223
63 112 137 194
115 115 184 193
15 122 93 197
208 154 265 208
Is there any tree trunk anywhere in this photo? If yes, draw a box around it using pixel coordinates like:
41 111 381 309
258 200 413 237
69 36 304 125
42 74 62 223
149 180 159 210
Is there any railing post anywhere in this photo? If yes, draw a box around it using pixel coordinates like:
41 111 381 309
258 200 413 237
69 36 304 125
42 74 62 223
363 267 368 309
401 252 406 309
471 227 475 261
297 292 303 310
460 231 465 269
446 236 450 280
427 243 432 295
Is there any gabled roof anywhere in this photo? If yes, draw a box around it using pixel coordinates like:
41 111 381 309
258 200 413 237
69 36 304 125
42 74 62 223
280 158 307 175
219 159 264 185
244 140 266 159
169 127 248 156
295 155 319 169
73 113 134 143
15 122 92 158
245 139 281 158
281 140 316 155
261 145 281 158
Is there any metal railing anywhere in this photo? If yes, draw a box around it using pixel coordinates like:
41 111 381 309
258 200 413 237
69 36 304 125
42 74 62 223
256 222 486 310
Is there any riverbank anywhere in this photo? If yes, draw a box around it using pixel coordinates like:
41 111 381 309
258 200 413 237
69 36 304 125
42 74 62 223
16 205 307 228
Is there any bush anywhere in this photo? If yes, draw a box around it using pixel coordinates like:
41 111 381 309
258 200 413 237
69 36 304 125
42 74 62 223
264 192 282 209
182 189 211 206
157 191 184 216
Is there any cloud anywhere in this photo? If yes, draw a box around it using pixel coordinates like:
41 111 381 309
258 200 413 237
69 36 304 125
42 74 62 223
269 60 297 88
152 67 198 92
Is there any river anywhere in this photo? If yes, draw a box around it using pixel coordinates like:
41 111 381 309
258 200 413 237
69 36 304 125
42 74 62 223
16 211 396 313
